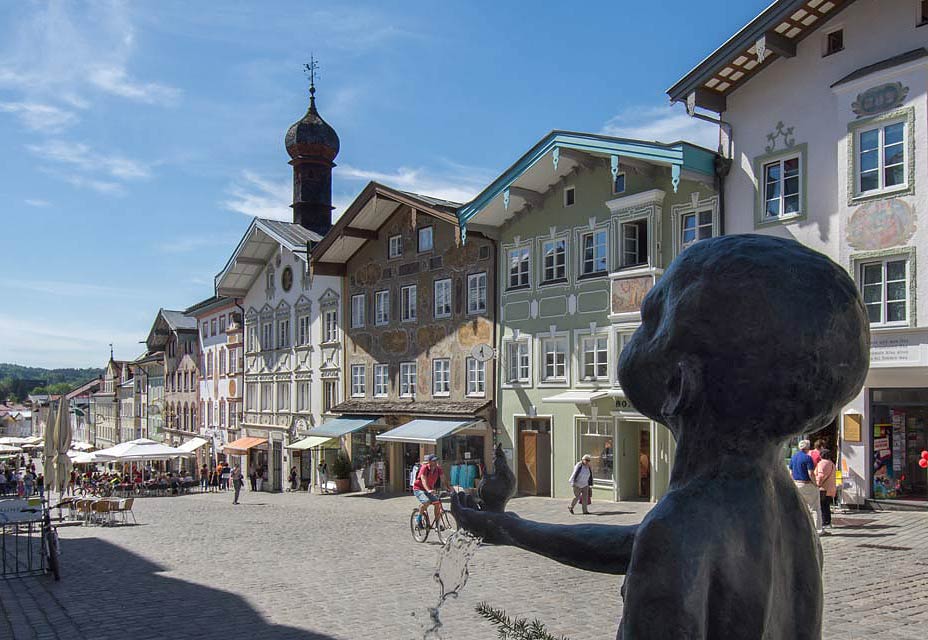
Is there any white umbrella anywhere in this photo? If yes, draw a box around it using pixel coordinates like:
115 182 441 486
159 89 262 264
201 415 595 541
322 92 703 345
0 444 22 454
44 399 73 494
0 437 28 445
94 438 193 461
70 441 95 451
67 450 98 465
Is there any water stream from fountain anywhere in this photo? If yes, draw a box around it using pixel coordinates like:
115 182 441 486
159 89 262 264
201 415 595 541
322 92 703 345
419 530 483 639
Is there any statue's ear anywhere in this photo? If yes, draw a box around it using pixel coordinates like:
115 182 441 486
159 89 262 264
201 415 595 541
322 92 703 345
661 355 703 420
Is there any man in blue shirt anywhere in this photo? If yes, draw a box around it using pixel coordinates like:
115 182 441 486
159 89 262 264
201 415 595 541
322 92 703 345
790 440 824 535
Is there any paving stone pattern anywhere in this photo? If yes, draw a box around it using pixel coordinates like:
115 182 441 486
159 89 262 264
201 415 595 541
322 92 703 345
0 491 926 639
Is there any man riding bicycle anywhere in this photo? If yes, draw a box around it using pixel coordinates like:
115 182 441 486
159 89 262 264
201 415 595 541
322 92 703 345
413 454 444 526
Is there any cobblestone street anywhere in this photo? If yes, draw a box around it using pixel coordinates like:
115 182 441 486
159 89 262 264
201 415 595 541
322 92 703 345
1 491 926 640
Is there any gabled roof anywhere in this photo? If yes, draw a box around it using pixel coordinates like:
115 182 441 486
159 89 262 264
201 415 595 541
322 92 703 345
162 310 197 332
457 130 717 232
215 218 323 298
667 0 855 111
66 377 103 400
184 294 236 317
145 308 195 351
309 182 463 269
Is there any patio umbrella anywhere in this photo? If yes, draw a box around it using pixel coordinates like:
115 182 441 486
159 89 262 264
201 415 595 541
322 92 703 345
94 438 193 462
0 444 22 454
67 450 98 465
44 399 73 494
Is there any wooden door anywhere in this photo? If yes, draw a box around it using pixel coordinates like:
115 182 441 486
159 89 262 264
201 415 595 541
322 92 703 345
519 430 539 495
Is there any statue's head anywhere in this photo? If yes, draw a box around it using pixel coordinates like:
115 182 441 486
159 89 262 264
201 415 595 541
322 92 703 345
618 235 869 444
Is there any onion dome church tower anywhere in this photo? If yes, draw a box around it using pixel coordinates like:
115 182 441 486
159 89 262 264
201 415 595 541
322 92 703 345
285 59 339 236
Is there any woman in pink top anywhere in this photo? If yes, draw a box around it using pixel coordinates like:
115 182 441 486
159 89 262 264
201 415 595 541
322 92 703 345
815 449 837 529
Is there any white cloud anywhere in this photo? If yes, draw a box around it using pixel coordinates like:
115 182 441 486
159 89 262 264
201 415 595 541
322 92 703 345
88 66 181 106
24 198 51 208
27 140 150 180
601 104 720 151
223 171 292 221
0 101 77 131
338 163 488 205
62 175 124 196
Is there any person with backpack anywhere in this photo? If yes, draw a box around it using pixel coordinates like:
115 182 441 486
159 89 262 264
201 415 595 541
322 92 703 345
568 454 594 514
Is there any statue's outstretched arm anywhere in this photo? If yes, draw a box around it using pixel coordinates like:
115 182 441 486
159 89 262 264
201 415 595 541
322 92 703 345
452 494 637 575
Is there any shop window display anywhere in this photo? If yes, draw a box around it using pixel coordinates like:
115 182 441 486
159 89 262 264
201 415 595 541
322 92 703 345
871 388 928 499
441 434 485 490
576 418 614 487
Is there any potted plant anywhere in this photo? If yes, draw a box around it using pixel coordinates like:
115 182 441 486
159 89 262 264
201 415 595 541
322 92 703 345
331 452 352 494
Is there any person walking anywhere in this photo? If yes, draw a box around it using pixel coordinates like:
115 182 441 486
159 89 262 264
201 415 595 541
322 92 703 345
231 466 244 504
809 439 824 466
815 448 837 530
289 467 298 492
790 440 825 535
568 454 594 515
249 467 257 491
317 460 328 494
200 464 209 492
36 473 44 500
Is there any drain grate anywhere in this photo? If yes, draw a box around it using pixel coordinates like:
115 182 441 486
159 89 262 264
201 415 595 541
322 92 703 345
858 543 913 551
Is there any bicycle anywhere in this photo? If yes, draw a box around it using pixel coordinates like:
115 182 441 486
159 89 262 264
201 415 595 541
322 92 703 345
20 501 60 580
410 492 457 544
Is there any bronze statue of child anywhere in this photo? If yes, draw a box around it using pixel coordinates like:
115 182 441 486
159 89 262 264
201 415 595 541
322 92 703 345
453 234 869 639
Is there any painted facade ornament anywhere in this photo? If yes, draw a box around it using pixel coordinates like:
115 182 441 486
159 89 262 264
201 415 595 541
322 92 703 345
567 294 577 315
852 82 908 118
552 147 560 171
529 299 539 319
847 198 916 250
671 164 681 193
503 188 510 211
764 121 795 153
754 36 767 64
690 191 700 208
610 155 620 182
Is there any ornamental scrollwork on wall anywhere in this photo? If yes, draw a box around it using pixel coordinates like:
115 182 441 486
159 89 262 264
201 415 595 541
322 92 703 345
765 121 795 153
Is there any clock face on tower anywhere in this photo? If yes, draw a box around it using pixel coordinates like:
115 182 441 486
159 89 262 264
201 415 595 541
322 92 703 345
282 266 293 292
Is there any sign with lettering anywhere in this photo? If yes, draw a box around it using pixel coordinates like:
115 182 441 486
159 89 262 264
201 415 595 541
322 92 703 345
852 82 908 118
614 397 634 411
870 334 923 366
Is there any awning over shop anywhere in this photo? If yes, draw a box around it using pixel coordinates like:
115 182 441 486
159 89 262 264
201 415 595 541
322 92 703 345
306 416 377 439
224 436 268 455
376 419 479 445
285 436 335 450
178 437 209 453
541 391 610 404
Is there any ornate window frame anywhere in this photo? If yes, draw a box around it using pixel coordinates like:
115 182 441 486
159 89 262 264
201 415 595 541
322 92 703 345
753 143 808 228
846 106 916 205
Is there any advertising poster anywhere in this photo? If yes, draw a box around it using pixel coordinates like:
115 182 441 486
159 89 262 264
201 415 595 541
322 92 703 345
872 424 894 498
891 410 906 474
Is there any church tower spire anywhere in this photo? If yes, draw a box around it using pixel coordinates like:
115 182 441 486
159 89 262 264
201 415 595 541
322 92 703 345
284 57 340 236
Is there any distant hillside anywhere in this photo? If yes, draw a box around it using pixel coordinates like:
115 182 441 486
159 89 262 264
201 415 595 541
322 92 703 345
0 363 103 402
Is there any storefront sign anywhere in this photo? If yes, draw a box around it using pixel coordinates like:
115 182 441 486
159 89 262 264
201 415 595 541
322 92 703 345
843 414 862 442
614 397 634 411
873 437 889 451
852 82 908 118
870 334 922 366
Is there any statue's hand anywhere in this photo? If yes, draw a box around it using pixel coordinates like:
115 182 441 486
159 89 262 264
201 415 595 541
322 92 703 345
451 491 513 544
477 443 517 513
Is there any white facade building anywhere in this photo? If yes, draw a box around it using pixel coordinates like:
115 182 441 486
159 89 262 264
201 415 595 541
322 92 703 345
669 0 928 503
216 219 342 491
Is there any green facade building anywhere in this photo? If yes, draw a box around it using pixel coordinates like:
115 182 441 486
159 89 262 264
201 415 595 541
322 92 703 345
459 132 719 503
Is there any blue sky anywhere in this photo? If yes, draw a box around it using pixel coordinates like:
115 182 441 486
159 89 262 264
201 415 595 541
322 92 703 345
0 0 764 368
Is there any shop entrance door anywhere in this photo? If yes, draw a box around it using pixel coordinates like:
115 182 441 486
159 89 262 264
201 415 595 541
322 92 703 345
271 440 283 492
517 417 551 496
870 388 928 500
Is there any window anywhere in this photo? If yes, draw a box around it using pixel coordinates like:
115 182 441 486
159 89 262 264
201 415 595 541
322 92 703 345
432 359 451 396
861 258 909 325
681 210 714 249
857 120 907 195
277 382 290 411
247 325 258 352
401 285 417 322
763 156 801 219
506 341 530 384
201 322 207 338
206 353 213 377
261 322 273 351
323 380 337 413
374 364 389 397
375 290 390 325
351 364 366 397
323 309 338 343
418 226 434 252
388 234 403 259
278 318 290 349
228 402 236 428
297 381 310 412
581 229 608 276
613 172 626 195
541 336 567 383
219 349 226 375
921 0 928 25
467 272 487 314
351 294 366 328
297 314 311 346
621 220 649 267
211 318 217 336
400 362 417 397
576 418 615 487
581 335 609 382
564 186 575 207
434 278 452 318
542 239 567 283
219 315 227 334
261 383 272 411
824 28 843 56
466 358 485 396
508 246 530 289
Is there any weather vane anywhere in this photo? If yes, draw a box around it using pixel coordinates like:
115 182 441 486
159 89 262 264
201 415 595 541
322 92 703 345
304 55 319 104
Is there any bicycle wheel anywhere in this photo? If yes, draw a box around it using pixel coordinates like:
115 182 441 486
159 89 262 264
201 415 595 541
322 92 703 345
410 509 429 543
436 510 458 545
44 528 60 581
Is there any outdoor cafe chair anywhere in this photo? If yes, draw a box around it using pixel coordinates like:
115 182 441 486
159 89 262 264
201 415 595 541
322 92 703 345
114 498 136 525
